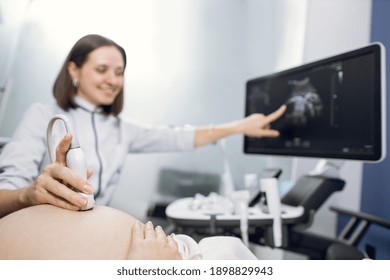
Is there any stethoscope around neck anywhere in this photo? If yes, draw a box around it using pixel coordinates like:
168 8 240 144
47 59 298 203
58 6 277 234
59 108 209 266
46 114 95 210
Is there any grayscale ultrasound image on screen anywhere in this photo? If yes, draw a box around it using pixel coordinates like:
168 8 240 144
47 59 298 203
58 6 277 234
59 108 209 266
244 43 385 161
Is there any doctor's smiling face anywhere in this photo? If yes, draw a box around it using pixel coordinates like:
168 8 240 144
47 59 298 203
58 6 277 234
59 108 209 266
68 45 125 107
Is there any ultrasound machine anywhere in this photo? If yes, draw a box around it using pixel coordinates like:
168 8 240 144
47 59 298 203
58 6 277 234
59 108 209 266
166 43 389 259
243 42 387 259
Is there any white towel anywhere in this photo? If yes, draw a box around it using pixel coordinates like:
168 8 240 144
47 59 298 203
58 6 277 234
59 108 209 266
199 236 258 260
173 234 203 260
173 234 258 260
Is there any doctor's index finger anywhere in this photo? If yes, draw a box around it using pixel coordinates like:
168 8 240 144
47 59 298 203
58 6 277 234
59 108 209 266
264 104 286 124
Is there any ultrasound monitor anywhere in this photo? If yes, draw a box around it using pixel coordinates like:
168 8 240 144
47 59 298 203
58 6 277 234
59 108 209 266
244 43 386 162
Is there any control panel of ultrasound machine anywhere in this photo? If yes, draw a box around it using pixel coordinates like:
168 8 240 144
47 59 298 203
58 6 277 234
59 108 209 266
46 114 95 211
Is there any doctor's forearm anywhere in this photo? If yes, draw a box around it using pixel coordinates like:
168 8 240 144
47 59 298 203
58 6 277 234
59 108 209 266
194 123 238 148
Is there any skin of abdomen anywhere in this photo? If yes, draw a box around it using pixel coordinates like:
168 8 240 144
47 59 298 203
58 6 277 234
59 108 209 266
0 204 136 259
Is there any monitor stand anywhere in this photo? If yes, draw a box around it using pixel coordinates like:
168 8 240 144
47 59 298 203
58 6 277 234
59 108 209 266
308 159 345 179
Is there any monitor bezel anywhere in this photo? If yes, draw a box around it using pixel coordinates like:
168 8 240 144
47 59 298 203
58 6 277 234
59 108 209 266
244 42 386 162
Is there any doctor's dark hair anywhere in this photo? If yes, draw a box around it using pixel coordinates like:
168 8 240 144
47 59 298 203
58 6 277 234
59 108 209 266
53 34 127 116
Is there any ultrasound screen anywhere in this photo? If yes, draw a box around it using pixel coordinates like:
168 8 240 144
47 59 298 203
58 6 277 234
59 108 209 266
244 43 385 161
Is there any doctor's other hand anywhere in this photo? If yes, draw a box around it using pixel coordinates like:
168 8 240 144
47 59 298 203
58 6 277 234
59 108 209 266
21 134 94 211
233 104 286 138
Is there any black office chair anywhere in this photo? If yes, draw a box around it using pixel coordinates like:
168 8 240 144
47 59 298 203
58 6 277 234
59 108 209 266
325 243 366 260
324 206 390 259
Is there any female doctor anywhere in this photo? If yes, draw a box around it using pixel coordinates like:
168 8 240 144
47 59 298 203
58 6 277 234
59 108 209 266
0 34 286 218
